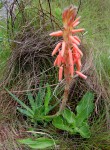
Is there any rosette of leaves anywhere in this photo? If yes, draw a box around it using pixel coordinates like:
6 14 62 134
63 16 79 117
52 92 94 138
5 83 58 124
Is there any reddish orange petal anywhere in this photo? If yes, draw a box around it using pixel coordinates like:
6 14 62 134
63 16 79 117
73 36 81 43
68 15 75 26
73 44 83 57
69 36 80 45
73 50 80 60
52 42 62 56
54 57 58 66
61 41 66 56
72 16 81 26
57 52 62 67
62 9 68 21
76 59 81 71
49 31 63 37
71 28 85 34
59 66 63 81
76 71 87 79
73 21 80 27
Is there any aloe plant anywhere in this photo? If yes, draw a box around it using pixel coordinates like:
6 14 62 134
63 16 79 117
50 5 86 114
5 84 57 124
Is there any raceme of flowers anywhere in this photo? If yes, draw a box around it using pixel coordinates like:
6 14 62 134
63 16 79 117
50 6 87 82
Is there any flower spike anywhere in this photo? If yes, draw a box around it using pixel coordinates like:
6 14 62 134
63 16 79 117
49 5 87 114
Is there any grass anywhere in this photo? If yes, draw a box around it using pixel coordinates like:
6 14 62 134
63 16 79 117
0 0 110 149
0 2 3 9
78 0 110 79
0 19 11 80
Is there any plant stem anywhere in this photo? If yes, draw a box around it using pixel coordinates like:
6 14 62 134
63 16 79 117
59 82 70 113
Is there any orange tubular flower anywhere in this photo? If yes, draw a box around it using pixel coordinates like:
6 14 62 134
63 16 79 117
59 66 63 81
49 5 87 114
73 36 81 43
61 41 66 57
71 28 85 34
52 42 62 56
73 21 80 27
49 31 63 36
72 16 81 26
76 71 87 79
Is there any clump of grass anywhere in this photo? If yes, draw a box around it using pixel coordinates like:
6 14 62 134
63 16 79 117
0 119 30 150
4 25 58 89
1 0 62 89
80 0 110 127
0 19 11 81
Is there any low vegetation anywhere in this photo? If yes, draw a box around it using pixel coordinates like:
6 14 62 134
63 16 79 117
0 0 110 149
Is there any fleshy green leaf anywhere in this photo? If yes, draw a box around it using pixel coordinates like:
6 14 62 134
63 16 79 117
34 106 45 121
5 88 34 115
76 92 94 124
44 83 51 115
18 137 55 149
18 138 35 144
62 108 75 124
27 92 36 111
35 87 45 107
52 116 74 133
74 122 91 138
17 107 33 118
